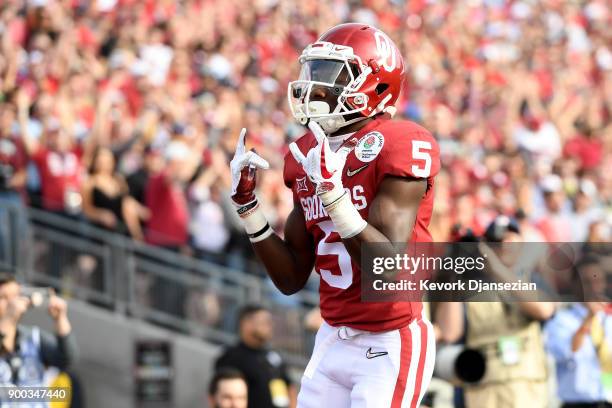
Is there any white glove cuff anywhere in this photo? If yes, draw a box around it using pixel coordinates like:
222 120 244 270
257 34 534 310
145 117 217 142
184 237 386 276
324 192 367 239
318 184 346 207
234 199 274 242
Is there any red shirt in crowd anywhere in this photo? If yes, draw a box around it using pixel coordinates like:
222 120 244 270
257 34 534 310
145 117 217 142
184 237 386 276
31 147 83 211
144 172 189 247
563 134 603 170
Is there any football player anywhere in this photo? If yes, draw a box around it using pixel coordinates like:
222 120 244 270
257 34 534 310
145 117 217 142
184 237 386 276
229 23 440 407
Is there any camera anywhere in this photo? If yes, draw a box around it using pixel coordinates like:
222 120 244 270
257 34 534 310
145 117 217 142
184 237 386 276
20 286 51 308
435 344 486 384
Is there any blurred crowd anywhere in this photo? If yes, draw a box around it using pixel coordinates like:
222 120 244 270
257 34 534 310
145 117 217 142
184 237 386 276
0 0 610 271
0 2 610 407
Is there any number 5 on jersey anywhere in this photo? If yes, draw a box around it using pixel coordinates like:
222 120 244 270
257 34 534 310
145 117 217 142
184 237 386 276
412 140 432 178
316 220 353 289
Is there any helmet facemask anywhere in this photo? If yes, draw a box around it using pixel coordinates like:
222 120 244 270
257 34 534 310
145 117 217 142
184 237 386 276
288 43 372 134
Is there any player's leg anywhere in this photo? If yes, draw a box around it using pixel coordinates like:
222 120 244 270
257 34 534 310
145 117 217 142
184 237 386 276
405 317 436 407
297 322 351 408
297 371 351 408
349 333 400 408
350 316 436 408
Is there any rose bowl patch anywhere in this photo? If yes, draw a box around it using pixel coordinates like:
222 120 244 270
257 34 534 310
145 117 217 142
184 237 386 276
355 131 384 163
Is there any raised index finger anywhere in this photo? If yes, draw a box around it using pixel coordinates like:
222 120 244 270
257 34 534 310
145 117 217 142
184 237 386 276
235 128 247 155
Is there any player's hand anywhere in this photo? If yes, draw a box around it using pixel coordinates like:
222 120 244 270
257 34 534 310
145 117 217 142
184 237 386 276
290 121 366 238
230 128 270 205
289 121 352 206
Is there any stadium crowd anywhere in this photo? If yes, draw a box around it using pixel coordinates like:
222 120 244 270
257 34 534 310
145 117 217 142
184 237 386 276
0 0 609 262
0 1 610 407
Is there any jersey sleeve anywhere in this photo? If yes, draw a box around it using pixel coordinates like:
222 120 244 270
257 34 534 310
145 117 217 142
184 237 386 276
283 151 294 190
375 126 440 185
283 133 313 202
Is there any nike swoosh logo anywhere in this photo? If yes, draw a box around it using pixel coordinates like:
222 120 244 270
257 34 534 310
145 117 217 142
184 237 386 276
346 164 369 177
365 347 389 359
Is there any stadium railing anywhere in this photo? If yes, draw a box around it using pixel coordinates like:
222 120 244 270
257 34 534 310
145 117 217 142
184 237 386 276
0 200 316 367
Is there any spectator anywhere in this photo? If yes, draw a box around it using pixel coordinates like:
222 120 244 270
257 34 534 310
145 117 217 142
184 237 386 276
437 216 555 408
0 273 77 395
81 146 149 240
545 301 612 407
215 305 296 408
0 3 608 404
0 103 27 201
0 102 28 266
208 368 248 408
536 174 573 242
563 121 604 171
513 112 562 167
126 145 163 205
0 0 606 252
142 140 202 318
569 180 604 242
190 183 230 265
17 89 86 216
144 141 194 251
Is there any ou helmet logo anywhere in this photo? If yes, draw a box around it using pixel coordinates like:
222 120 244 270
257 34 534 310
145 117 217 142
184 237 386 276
374 31 396 72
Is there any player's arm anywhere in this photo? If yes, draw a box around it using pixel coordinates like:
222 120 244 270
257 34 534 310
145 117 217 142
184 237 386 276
340 176 426 259
251 204 315 295
229 129 314 295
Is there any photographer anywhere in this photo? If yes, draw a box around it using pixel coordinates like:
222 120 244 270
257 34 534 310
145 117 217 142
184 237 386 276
0 273 76 395
436 216 554 408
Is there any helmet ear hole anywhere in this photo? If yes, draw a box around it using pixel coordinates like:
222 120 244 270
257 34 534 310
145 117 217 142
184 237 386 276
375 83 389 95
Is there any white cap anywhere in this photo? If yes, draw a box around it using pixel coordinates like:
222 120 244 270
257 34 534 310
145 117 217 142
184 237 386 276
29 0 48 7
164 141 189 161
540 174 563 194
578 179 597 198
96 0 117 12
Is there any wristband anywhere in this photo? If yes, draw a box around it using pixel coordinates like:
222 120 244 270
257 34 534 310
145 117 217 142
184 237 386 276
234 198 274 242
249 223 274 243
323 192 367 239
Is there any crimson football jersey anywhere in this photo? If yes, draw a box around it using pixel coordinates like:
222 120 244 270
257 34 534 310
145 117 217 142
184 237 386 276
283 115 441 332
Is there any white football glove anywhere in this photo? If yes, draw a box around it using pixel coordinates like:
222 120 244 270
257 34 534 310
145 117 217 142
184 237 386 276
289 121 366 238
289 121 352 206
229 128 272 242
230 128 270 205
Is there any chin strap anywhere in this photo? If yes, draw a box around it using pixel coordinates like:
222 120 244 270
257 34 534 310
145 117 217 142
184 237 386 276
313 115 368 135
